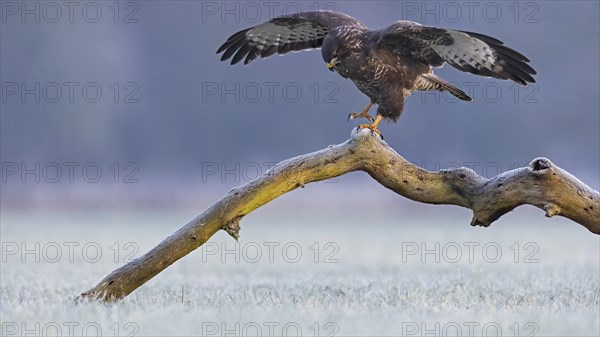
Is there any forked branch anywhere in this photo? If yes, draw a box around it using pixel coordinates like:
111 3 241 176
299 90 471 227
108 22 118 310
78 128 600 302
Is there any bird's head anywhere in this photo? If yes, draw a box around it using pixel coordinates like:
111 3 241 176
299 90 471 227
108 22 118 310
322 35 351 72
326 51 339 71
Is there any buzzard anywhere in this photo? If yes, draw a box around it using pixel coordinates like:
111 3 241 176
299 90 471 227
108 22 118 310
217 11 536 134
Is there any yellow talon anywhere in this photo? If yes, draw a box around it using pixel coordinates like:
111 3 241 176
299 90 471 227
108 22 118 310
358 114 383 137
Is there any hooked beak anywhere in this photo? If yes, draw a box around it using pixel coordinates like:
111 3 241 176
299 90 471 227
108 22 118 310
327 57 338 71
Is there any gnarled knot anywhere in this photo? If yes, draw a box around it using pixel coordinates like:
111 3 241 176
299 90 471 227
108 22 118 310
530 157 552 172
544 203 561 217
223 216 242 241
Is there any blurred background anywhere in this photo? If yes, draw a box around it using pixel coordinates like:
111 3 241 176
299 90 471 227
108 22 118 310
1 0 598 212
1 1 598 335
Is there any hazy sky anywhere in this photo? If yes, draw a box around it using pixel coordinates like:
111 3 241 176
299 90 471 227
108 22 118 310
1 1 598 206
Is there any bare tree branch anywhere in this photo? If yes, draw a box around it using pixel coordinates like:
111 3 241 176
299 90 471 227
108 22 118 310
78 128 600 302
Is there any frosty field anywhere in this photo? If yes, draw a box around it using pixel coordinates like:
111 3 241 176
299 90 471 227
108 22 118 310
1 205 598 337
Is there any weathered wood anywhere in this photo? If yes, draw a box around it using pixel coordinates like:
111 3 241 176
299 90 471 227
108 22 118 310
78 128 600 302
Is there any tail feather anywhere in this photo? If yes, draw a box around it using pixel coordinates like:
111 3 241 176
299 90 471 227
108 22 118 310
417 74 473 102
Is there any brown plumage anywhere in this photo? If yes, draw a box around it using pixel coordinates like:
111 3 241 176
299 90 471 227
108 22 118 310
217 10 536 125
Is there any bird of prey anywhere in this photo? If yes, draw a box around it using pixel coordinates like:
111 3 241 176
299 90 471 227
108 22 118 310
217 10 536 134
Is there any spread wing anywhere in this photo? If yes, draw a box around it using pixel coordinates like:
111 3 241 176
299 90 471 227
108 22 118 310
217 10 365 65
378 21 536 85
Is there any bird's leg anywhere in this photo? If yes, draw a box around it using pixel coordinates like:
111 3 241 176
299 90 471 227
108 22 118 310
358 114 383 136
347 102 374 122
